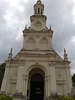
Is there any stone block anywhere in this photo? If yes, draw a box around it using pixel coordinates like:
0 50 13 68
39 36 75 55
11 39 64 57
13 92 28 100
49 94 59 100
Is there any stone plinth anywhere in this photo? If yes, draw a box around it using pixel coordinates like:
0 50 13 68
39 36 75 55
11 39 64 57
0 91 5 95
50 94 59 100
13 93 29 100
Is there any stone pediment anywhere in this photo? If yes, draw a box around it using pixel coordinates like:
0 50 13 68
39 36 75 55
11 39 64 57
54 51 63 62
13 54 20 61
12 49 64 63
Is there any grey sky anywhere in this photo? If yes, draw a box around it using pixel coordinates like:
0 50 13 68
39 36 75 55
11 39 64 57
0 0 75 75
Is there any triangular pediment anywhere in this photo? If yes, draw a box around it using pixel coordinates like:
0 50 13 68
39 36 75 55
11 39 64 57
54 51 64 62
12 49 64 63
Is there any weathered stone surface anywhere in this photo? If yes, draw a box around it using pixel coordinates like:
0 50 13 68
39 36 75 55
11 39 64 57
1 0 72 100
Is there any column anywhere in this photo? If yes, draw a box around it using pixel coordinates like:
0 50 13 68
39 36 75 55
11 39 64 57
16 66 24 93
45 77 48 98
1 66 10 92
50 67 56 94
22 75 28 96
28 79 30 98
47 76 50 96
48 36 52 50
66 67 72 94
23 35 27 49
45 76 50 97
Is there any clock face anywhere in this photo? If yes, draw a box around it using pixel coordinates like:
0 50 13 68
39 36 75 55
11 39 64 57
34 21 42 27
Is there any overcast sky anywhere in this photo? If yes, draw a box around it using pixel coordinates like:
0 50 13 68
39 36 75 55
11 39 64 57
0 0 75 75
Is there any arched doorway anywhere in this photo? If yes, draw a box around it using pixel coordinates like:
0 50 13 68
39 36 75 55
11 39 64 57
29 68 45 100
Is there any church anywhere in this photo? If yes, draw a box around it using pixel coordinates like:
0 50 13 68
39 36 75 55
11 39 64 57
1 0 72 100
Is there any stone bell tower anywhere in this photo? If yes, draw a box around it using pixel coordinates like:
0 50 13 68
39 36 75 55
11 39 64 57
1 0 72 100
23 0 53 50
30 0 46 31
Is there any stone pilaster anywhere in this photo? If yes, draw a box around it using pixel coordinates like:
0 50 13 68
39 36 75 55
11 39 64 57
22 75 28 96
16 66 24 93
13 93 27 100
1 66 10 93
66 67 72 94
45 75 50 98
45 76 48 97
50 66 56 94
23 34 27 49
48 36 53 50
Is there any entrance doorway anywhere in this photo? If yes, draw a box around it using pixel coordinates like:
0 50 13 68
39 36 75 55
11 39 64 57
30 73 44 100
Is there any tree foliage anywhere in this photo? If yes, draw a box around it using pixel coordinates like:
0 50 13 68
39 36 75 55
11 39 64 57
59 95 74 100
0 94 12 100
0 63 6 88
72 73 75 83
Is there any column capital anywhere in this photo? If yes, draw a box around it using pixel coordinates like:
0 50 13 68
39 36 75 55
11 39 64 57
23 75 28 80
45 75 50 81
49 62 56 66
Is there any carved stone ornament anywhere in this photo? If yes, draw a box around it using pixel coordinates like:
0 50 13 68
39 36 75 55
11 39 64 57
49 61 56 66
34 21 42 27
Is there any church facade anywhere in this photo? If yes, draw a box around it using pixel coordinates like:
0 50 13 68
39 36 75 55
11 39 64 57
1 0 72 100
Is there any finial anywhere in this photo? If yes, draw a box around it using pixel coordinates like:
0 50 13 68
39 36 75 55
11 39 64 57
25 25 27 30
8 48 13 60
37 0 41 4
64 48 68 61
38 0 40 1
50 25 52 30
10 48 12 54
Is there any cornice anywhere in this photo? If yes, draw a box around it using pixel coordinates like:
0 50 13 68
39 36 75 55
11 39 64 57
23 29 53 34
30 15 47 20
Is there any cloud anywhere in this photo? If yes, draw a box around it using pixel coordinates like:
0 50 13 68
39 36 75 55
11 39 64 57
0 0 75 75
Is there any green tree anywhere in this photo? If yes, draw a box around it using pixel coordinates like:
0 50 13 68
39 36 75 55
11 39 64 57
0 94 12 100
0 63 6 88
59 95 74 100
72 73 75 83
